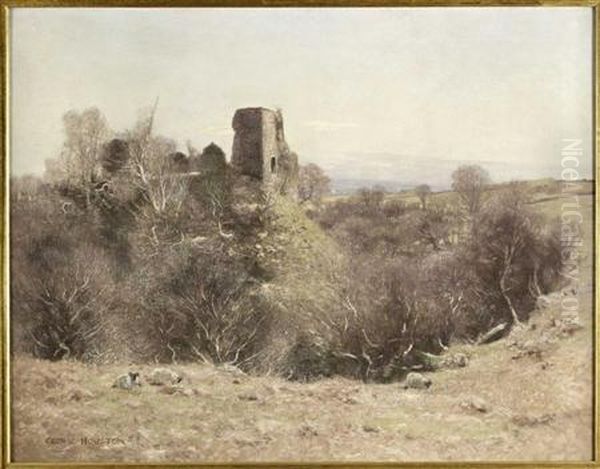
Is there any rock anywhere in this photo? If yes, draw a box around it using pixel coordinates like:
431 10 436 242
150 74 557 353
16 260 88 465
511 413 555 427
143 449 168 460
341 396 359 405
536 295 552 309
414 350 469 373
558 313 583 335
261 384 277 395
218 363 246 377
181 388 195 397
415 351 443 370
460 397 489 413
43 376 59 389
158 385 181 395
439 352 469 369
362 424 381 433
158 385 194 397
453 353 469 367
147 368 183 386
44 395 58 405
238 392 259 401
478 322 509 345
511 339 544 360
299 423 319 437
67 388 95 401
191 388 211 398
402 372 432 390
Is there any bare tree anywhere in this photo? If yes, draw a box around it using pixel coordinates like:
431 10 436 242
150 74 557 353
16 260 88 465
451 165 490 215
127 247 271 366
470 186 553 326
59 108 111 201
298 163 331 204
125 103 189 216
357 187 385 214
415 184 431 209
13 240 115 360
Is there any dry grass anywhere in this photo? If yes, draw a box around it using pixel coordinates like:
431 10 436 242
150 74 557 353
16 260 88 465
10 191 594 463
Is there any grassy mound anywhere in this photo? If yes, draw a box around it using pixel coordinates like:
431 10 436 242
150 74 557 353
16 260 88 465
248 195 349 377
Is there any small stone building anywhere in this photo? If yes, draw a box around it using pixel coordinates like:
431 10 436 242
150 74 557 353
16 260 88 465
231 107 298 196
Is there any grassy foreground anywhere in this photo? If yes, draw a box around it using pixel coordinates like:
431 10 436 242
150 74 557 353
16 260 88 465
10 191 593 463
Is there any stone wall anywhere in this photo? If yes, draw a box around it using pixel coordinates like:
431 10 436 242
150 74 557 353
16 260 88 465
259 109 280 185
231 108 265 180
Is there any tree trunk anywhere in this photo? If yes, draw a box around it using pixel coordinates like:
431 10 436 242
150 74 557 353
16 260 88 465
500 267 521 325
532 264 543 297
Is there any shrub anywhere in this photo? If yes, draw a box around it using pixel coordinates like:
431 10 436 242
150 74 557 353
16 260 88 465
466 186 563 325
12 239 114 361
124 243 272 368
284 332 336 382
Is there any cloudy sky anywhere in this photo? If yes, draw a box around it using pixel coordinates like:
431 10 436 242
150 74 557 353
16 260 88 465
10 7 593 188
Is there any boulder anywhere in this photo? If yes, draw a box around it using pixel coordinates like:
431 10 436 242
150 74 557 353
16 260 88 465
67 388 95 401
439 352 469 369
450 353 469 368
416 351 469 370
299 423 319 437
362 424 381 433
238 392 259 401
460 397 489 413
158 385 194 397
477 322 509 345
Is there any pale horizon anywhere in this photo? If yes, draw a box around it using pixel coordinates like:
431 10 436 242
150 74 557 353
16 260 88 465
10 7 594 188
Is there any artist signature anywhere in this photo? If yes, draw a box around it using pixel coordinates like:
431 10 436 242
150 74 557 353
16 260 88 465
45 436 125 446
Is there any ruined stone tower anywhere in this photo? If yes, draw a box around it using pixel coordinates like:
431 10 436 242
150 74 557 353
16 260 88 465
231 107 298 195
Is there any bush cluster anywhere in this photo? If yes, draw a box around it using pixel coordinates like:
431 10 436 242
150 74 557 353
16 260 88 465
10 108 564 383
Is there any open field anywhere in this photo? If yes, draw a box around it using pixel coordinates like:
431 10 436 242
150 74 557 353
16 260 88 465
10 189 594 463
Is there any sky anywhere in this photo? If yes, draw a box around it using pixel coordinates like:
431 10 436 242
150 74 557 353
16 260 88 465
10 7 593 188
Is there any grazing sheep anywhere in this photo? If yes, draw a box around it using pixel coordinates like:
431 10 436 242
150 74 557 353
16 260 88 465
112 372 141 390
402 372 432 390
147 368 183 386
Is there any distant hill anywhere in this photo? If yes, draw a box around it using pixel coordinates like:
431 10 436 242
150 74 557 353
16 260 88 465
330 178 448 195
330 176 594 196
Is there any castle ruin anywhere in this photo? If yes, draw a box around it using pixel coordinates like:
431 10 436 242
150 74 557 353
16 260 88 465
231 107 298 196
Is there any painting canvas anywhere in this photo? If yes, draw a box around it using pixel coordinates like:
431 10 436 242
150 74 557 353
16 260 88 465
6 6 595 463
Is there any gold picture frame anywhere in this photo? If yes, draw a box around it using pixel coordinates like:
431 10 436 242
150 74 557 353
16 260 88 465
1 2 598 467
